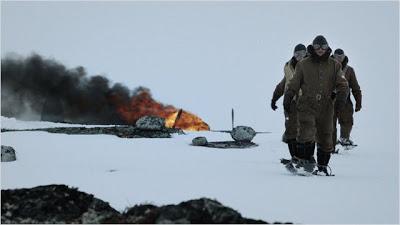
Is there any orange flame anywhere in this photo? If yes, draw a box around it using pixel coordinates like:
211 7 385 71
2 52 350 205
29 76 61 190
165 110 210 131
113 89 209 131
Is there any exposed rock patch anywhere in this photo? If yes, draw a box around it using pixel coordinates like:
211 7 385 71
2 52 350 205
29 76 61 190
124 198 268 224
1 185 122 223
1 185 292 224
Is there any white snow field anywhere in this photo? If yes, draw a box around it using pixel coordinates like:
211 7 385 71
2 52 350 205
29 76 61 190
1 1 399 224
1 116 398 224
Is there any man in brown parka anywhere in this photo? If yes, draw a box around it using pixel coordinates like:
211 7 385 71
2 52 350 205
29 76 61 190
271 44 307 160
332 48 362 146
283 35 349 175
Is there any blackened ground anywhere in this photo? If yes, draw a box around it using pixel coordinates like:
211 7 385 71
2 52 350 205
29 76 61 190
1 185 292 224
1 126 184 138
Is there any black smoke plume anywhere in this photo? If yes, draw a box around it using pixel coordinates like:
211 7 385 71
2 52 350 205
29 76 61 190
1 53 148 124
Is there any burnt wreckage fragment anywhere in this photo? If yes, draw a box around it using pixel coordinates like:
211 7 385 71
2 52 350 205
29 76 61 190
1 116 184 138
192 109 270 149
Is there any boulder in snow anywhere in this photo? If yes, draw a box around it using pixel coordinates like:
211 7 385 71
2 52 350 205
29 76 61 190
1 145 16 162
192 136 208 146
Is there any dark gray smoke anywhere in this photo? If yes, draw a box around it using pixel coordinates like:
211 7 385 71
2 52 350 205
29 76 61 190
1 53 145 124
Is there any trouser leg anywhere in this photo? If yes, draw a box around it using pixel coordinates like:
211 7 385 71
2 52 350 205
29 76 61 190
296 109 316 162
284 101 298 142
287 139 297 158
332 110 338 145
338 102 354 139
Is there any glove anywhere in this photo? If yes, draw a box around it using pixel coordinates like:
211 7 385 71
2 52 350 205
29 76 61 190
355 101 362 112
271 100 278 111
283 90 295 113
354 92 362 112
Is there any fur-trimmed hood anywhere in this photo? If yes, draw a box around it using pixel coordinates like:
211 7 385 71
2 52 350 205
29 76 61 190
289 56 298 68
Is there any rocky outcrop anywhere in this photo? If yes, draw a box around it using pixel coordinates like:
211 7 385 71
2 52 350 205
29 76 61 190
124 198 268 224
1 185 291 224
1 185 122 223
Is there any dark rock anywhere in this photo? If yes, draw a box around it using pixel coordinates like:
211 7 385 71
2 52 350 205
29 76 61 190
124 198 269 224
1 145 16 162
192 137 208 146
1 185 123 224
2 185 290 224
124 204 159 223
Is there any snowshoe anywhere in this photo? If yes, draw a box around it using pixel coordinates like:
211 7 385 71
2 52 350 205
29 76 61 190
295 158 316 173
280 157 299 165
312 165 335 176
285 162 298 174
338 138 358 150
281 158 314 176
280 158 292 165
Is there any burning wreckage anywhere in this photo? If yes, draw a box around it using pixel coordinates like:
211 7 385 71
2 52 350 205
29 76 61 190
1 54 269 148
2 108 269 149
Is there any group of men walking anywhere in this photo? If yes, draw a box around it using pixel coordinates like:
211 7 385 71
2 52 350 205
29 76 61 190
270 35 362 176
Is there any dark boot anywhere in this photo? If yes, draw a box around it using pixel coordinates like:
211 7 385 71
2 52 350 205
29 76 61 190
296 142 306 159
296 142 316 172
315 148 332 175
287 139 297 158
304 142 316 162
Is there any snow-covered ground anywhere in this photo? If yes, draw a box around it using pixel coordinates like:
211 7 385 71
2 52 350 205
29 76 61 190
1 116 398 224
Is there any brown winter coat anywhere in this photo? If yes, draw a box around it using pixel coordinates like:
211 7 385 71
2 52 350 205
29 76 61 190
287 55 349 111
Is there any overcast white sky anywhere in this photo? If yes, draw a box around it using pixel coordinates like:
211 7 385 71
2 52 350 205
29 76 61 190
1 1 399 132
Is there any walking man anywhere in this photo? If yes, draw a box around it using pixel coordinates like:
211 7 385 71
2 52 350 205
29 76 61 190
283 35 349 175
271 44 307 160
332 48 362 147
